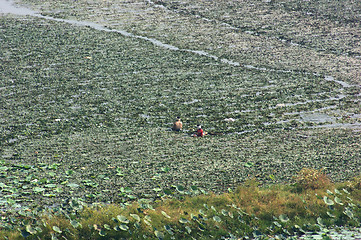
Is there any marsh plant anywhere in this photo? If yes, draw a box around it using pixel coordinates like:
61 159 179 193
1 0 361 239
293 168 332 191
0 170 360 239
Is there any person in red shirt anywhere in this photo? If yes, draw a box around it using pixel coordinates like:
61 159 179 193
193 125 208 137
196 125 204 137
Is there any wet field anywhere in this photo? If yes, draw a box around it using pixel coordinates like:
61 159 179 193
1 0 360 210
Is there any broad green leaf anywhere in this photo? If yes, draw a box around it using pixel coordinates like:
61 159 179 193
344 209 354 219
26 225 37 234
144 219 152 226
326 211 335 218
33 187 45 193
154 230 164 239
117 215 129 224
52 226 62 233
317 217 324 226
213 216 222 222
70 220 82 228
334 196 343 205
221 209 228 216
334 188 341 195
119 224 129 231
199 209 206 216
67 183 79 188
176 185 185 192
161 211 171 218
99 229 106 236
130 213 140 222
279 214 289 223
342 188 350 194
179 218 189 224
0 166 9 171
323 196 334 205
273 221 282 228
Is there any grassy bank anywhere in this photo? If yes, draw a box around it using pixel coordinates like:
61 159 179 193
1 169 361 239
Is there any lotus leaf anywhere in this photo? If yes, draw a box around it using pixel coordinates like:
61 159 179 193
144 219 152 226
99 229 106 236
179 218 189 224
343 209 354 219
52 226 62 233
342 189 350 194
117 215 129 224
145 215 152 222
153 187 162 192
51 233 58 240
273 221 282 228
67 183 80 188
221 209 228 216
43 193 56 197
134 222 140 229
334 197 343 205
130 213 140 222
154 230 164 239
326 211 335 218
26 225 37 235
176 185 185 192
317 217 324 226
244 162 254 168
164 225 173 235
185 226 192 234
104 224 111 230
198 224 205 231
279 214 289 223
33 187 46 193
323 196 334 205
199 209 206 216
119 224 129 231
213 216 222 222
161 211 171 218
70 220 82 228
0 166 9 171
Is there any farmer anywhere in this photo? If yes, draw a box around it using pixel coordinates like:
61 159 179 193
172 117 183 131
194 125 206 137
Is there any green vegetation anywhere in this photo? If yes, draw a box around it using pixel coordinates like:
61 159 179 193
1 0 360 238
1 170 361 239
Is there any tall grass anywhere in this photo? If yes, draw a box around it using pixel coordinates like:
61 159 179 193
1 169 360 239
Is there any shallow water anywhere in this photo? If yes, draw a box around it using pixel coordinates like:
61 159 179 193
0 0 35 15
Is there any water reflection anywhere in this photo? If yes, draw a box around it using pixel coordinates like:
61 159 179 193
0 0 35 15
